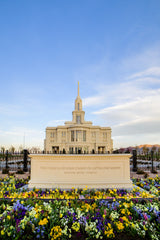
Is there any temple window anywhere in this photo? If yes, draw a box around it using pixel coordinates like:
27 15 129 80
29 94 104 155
76 130 82 142
83 131 86 141
92 132 96 138
62 131 66 137
76 115 81 124
71 131 74 142
103 132 107 139
50 132 54 138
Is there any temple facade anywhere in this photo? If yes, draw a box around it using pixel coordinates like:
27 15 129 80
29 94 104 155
44 83 113 154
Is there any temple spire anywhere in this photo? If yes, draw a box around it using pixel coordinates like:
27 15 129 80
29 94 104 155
75 81 82 111
78 81 80 97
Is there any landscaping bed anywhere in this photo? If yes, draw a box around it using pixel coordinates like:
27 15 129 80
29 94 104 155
0 176 160 239
133 176 160 197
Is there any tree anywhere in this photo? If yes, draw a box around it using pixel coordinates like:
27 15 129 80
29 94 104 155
18 145 23 153
29 147 41 154
135 146 139 154
151 145 157 153
146 147 150 160
1 146 5 154
9 145 15 154
158 147 160 161
151 145 157 161
142 145 147 155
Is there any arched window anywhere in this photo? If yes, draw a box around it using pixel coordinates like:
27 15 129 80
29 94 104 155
78 103 79 110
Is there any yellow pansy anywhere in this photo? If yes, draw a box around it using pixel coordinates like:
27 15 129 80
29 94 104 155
39 218 48 225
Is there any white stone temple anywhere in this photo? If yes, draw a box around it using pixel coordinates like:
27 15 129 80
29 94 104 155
44 82 113 154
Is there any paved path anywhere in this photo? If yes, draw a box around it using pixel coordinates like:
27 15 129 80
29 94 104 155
130 170 160 178
0 172 30 179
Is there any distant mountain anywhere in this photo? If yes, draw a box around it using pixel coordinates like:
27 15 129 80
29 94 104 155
115 144 160 153
138 144 160 148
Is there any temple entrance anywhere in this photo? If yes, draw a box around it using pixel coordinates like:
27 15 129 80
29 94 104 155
69 147 74 154
52 146 59 154
98 146 105 154
78 147 82 154
75 147 82 154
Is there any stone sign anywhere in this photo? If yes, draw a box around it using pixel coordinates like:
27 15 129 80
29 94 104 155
28 154 132 189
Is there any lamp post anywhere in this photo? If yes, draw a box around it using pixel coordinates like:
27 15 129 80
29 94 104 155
151 150 154 173
5 150 8 169
132 149 137 172
23 149 28 172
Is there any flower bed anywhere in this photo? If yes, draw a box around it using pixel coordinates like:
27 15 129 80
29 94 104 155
0 176 154 200
0 198 160 239
133 176 160 197
0 176 160 239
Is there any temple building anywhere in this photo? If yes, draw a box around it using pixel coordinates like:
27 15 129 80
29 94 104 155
44 83 113 154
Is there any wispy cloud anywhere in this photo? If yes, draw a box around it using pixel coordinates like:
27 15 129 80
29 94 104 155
80 46 160 148
0 104 26 117
0 127 44 149
128 66 160 79
83 96 105 107
83 75 160 110
93 90 160 120
121 44 160 72
47 120 66 126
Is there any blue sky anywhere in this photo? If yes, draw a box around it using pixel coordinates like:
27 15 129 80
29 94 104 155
0 0 160 150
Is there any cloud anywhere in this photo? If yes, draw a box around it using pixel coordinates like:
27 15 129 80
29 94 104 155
93 90 160 120
113 132 160 149
0 104 26 117
121 44 160 72
0 127 44 149
91 78 160 132
81 59 160 148
47 120 66 126
3 127 43 136
113 118 160 136
82 68 159 110
83 95 105 107
128 67 160 79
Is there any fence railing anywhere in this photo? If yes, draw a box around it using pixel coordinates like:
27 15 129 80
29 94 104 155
0 149 159 174
0 150 30 173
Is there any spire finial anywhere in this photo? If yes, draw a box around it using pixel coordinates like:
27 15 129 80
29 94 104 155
78 81 80 97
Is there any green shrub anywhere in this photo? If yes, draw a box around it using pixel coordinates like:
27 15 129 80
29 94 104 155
136 169 145 174
151 169 158 174
144 172 149 178
16 169 24 174
2 168 9 174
